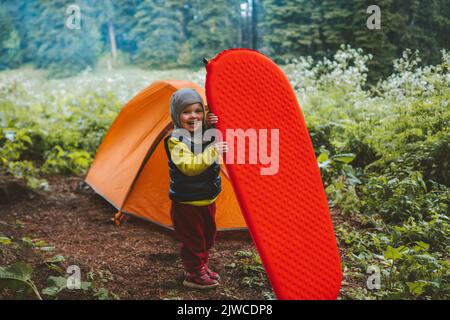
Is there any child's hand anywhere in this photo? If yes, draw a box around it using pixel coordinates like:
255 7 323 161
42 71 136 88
214 141 228 155
206 112 219 127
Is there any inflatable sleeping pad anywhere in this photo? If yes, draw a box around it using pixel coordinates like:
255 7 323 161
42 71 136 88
204 49 342 300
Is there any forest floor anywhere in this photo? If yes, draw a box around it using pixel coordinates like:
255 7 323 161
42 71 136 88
0 174 357 300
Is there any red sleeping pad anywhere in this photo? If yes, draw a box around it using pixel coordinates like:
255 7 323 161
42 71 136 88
205 49 342 300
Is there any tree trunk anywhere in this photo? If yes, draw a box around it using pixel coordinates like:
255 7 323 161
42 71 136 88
236 0 242 46
251 0 258 49
108 20 117 60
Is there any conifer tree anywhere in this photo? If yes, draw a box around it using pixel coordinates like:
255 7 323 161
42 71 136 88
25 0 101 77
132 0 184 68
262 0 325 61
113 0 143 56
0 5 21 69
185 0 240 66
351 0 398 82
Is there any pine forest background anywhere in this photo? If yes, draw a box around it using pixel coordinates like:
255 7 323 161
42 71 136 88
0 0 449 82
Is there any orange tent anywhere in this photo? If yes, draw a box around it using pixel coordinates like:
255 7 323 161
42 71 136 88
85 80 246 230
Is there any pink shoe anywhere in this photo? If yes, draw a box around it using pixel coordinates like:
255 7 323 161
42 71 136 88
183 269 219 289
206 266 221 281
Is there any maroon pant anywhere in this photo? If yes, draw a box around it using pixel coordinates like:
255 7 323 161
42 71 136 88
171 201 217 273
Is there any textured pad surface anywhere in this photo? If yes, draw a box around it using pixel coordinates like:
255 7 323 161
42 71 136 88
205 49 342 300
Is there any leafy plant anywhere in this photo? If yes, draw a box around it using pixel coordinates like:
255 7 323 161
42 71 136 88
42 275 92 297
0 236 12 245
361 171 449 223
0 262 42 300
231 250 270 289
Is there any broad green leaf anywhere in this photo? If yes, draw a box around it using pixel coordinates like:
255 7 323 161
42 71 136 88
0 237 12 245
234 250 253 258
75 157 89 168
94 288 110 300
0 262 42 300
15 220 24 229
413 241 430 252
80 281 92 291
325 184 335 194
318 159 331 169
407 281 428 296
21 236 34 247
39 246 55 252
19 135 32 145
46 264 65 275
0 262 32 282
33 240 48 247
333 153 356 164
55 145 64 158
45 255 65 264
384 245 405 261
42 276 67 296
317 152 329 163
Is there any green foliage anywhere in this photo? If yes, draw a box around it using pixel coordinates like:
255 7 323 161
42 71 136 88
0 6 22 69
0 73 122 188
337 220 449 299
0 236 12 245
42 276 73 296
132 0 184 68
367 99 450 186
262 0 324 59
27 1 101 77
264 0 449 82
42 275 93 298
361 171 449 223
86 270 120 300
1 236 120 300
231 249 270 290
380 243 450 299
318 149 361 214
184 0 240 67
0 262 42 300
391 213 450 253
0 0 449 80
42 146 91 175
132 0 240 68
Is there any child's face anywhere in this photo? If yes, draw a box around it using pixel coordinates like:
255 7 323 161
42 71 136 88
180 103 204 133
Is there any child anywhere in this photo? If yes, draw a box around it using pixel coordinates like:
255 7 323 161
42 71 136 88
164 88 228 289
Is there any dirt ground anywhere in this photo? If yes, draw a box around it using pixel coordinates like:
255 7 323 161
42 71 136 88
0 174 352 300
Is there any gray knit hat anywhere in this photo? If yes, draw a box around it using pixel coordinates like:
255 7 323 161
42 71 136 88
169 88 205 129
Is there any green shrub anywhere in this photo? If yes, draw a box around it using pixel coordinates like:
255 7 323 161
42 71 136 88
361 171 449 224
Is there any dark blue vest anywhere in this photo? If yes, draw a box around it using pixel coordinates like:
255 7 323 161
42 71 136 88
164 133 221 202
